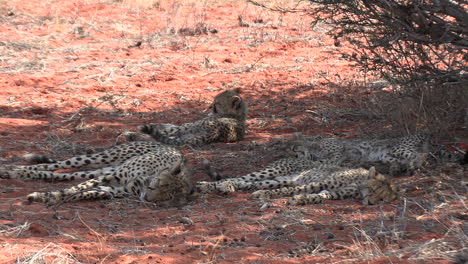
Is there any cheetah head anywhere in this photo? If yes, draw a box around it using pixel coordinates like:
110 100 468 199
283 133 325 159
360 167 399 205
141 160 194 206
210 88 247 120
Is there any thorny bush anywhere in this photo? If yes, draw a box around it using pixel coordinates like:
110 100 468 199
249 0 468 134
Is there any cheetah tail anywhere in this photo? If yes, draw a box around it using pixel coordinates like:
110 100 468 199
23 153 56 164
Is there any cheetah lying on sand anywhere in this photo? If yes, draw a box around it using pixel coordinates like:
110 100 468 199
284 133 466 176
197 134 465 205
197 158 399 205
124 88 247 146
0 142 193 206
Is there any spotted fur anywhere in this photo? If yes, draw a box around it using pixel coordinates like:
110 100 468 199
138 88 247 146
197 160 398 205
197 157 323 193
286 133 464 176
1 142 193 205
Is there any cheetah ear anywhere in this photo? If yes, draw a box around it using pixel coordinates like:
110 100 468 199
369 166 376 178
233 88 242 94
232 96 242 109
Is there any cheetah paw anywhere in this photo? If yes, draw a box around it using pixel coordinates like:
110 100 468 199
286 195 303 205
287 194 322 205
195 181 237 194
217 181 237 193
195 182 214 193
252 190 273 200
26 192 47 203
27 192 60 205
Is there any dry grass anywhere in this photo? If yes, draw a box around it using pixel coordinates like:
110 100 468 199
361 83 468 138
0 0 466 263
347 163 468 263
0 222 31 238
16 243 79 264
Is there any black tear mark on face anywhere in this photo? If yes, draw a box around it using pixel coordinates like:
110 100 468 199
173 166 181 175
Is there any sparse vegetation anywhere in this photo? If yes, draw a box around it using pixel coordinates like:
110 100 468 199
249 0 468 136
0 0 466 263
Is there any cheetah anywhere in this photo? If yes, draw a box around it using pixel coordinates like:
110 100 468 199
0 141 194 206
251 166 398 205
196 159 398 205
136 88 247 146
197 157 322 193
284 133 465 176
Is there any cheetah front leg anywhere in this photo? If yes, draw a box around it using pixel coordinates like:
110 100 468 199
252 182 360 203
27 174 121 204
197 159 317 194
234 178 298 191
27 186 125 204
197 176 296 194
287 185 360 205
252 181 324 200
196 180 237 193
286 190 333 205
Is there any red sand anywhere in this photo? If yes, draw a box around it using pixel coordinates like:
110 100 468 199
0 1 466 263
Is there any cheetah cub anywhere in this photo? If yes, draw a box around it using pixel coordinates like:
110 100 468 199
197 158 398 205
136 88 247 146
0 142 193 206
284 133 465 176
250 166 398 205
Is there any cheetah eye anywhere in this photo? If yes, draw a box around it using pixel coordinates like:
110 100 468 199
292 146 302 152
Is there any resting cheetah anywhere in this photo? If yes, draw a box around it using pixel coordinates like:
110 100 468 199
285 133 465 176
0 142 193 206
196 158 398 205
137 88 247 146
251 166 398 205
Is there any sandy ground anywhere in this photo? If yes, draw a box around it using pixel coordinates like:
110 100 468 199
0 0 467 263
